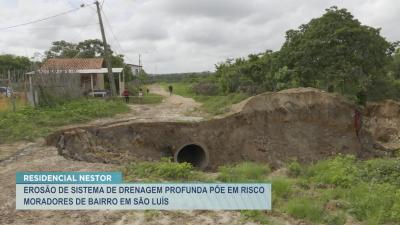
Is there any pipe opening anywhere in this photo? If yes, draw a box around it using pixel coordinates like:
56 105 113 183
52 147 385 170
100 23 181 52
175 144 208 169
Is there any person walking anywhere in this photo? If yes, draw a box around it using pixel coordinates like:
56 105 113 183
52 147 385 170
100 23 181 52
122 88 130 103
168 85 173 96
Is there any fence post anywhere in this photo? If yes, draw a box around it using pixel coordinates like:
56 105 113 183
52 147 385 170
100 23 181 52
8 70 16 112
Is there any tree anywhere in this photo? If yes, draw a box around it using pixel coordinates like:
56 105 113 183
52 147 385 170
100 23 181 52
388 48 400 79
45 39 134 80
45 40 79 58
0 54 32 71
278 6 395 95
45 39 113 58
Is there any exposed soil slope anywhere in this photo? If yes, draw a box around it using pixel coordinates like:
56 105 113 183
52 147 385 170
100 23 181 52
50 88 397 169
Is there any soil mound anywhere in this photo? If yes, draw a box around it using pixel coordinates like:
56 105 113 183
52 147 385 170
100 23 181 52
364 100 400 152
48 88 397 169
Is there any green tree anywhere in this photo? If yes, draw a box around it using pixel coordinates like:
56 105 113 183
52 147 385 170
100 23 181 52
0 54 32 71
45 40 79 58
278 6 395 95
45 39 134 80
389 48 400 79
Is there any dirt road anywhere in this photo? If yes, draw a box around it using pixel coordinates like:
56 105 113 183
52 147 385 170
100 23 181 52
85 84 205 126
0 85 245 225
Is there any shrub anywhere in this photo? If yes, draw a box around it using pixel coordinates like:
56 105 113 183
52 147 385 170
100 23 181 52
271 178 292 199
124 158 205 181
345 182 399 224
285 197 324 222
217 162 270 182
359 157 400 187
305 155 360 187
192 81 220 95
288 161 302 177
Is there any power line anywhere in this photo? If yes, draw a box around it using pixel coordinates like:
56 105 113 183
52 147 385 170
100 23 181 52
0 4 92 31
100 6 135 63
25 23 99 30
101 9 133 62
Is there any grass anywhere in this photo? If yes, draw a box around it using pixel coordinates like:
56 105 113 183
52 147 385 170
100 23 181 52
127 93 164 104
0 93 28 112
296 156 400 224
123 158 208 182
304 154 360 187
217 162 270 182
121 157 400 224
240 210 270 224
285 197 325 222
0 98 129 143
159 82 248 115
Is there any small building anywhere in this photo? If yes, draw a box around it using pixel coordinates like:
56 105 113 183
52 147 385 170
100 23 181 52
38 58 125 96
127 63 142 76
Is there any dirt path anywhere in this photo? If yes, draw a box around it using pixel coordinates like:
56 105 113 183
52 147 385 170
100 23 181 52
0 85 246 225
84 84 205 127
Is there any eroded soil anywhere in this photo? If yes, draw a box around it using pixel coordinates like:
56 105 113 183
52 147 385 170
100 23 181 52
0 85 261 225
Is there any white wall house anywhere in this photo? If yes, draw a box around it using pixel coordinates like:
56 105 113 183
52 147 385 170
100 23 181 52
127 64 142 76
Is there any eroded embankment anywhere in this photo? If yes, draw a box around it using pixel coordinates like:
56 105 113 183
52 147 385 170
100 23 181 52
47 88 399 169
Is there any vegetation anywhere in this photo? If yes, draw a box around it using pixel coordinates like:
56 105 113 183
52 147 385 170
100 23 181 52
223 157 400 224
235 156 400 224
123 158 207 182
240 210 270 224
128 93 164 104
160 82 248 115
0 98 129 143
214 6 400 102
217 162 270 182
0 54 32 71
123 156 400 224
148 72 213 83
44 39 134 81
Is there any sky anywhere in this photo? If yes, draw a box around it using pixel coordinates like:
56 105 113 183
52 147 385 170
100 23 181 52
0 0 399 74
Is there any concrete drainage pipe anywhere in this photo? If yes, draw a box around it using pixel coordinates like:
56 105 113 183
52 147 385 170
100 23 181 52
173 143 209 169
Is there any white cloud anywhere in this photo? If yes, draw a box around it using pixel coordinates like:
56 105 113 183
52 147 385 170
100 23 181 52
0 0 399 73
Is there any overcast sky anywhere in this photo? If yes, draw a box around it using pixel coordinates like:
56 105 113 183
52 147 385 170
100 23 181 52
0 0 399 73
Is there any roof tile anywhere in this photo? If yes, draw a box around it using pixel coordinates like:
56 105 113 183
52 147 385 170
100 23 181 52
41 58 104 70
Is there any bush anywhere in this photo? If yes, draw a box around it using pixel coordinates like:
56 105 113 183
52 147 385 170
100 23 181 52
271 178 292 199
285 197 324 222
124 158 205 181
359 157 400 187
192 81 220 95
344 182 399 224
288 161 302 177
217 162 270 182
305 155 360 187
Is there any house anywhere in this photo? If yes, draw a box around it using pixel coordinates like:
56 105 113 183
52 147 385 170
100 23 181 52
37 58 125 96
127 63 142 76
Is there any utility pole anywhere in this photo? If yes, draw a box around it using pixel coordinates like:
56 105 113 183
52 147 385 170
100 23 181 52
95 1 117 96
138 54 141 74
